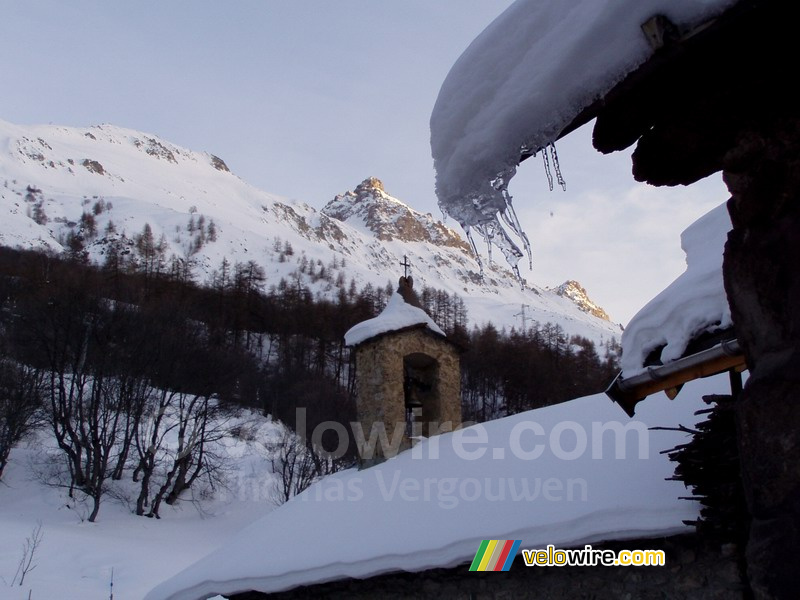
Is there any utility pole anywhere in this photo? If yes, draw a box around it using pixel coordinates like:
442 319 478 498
514 304 531 331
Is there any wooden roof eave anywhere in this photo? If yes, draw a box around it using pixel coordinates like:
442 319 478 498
519 0 759 163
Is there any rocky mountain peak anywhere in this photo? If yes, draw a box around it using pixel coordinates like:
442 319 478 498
321 178 470 252
354 176 384 196
551 280 611 321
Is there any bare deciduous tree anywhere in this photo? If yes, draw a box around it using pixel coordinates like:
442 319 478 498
0 360 44 479
268 427 343 506
11 521 44 587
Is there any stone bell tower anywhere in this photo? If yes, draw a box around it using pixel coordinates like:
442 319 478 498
344 276 462 466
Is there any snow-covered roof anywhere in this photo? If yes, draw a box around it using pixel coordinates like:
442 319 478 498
344 292 445 347
620 202 733 377
144 376 727 600
430 0 738 264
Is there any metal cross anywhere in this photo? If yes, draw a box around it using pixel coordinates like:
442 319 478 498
400 255 411 278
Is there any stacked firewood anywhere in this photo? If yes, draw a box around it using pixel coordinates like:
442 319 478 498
661 394 750 545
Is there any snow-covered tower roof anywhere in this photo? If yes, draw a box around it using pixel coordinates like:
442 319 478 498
344 277 446 347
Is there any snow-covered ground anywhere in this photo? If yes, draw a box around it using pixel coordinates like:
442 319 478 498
145 374 730 600
0 410 283 600
0 358 732 600
620 202 732 376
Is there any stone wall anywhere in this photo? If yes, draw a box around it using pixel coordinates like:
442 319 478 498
587 4 800 595
721 115 800 598
353 327 461 463
232 535 746 600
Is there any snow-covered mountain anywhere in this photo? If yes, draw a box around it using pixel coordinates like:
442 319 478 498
0 119 620 342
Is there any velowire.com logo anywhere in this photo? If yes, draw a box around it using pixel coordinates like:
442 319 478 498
469 540 522 571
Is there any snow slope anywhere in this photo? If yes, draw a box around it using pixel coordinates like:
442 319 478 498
430 0 738 268
146 374 729 600
0 119 619 344
0 409 283 600
620 202 733 376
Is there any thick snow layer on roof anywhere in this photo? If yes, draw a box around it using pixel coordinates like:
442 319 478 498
345 292 445 346
144 375 730 600
430 0 737 261
620 202 732 377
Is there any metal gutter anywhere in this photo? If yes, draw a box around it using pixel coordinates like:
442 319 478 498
605 339 746 417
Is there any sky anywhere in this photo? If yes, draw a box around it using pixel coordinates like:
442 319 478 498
0 0 728 324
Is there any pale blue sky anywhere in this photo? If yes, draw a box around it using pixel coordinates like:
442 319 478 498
0 1 513 205
0 1 728 322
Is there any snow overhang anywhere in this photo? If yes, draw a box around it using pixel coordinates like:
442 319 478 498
430 0 742 274
609 203 738 415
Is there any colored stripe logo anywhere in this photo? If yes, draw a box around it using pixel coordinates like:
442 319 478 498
469 540 521 571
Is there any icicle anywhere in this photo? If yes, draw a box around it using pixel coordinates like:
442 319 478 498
481 216 525 286
453 147 564 286
490 167 533 271
499 194 533 270
549 143 566 191
492 224 524 285
464 226 485 280
477 222 494 265
542 149 554 191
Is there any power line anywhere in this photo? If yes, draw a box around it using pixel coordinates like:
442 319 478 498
514 304 531 331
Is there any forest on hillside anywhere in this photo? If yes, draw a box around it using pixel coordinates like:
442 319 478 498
0 245 618 519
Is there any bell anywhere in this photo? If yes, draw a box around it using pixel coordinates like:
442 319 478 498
405 396 423 409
